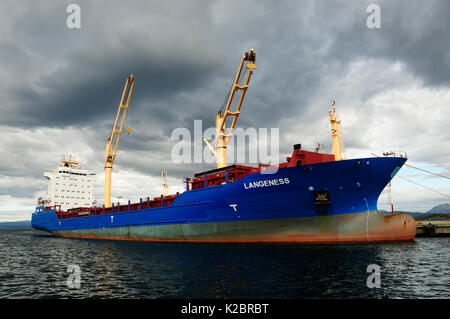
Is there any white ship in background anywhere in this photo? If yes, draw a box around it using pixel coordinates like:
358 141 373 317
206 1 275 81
37 155 96 211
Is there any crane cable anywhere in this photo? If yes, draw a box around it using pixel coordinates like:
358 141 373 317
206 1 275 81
402 163 449 179
394 174 450 198
219 64 249 114
371 153 450 198
219 80 234 114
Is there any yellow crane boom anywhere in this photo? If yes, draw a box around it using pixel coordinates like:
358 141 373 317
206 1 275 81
104 74 135 208
205 49 256 168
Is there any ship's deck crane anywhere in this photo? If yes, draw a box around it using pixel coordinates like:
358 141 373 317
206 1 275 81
204 49 257 169
104 74 134 208
328 101 345 161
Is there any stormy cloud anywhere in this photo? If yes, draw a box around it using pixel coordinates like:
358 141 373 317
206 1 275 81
1 0 449 220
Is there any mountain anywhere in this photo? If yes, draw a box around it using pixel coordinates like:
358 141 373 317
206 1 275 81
0 220 32 229
378 203 450 219
425 203 450 214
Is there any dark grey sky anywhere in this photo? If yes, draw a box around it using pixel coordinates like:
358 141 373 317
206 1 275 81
1 0 449 220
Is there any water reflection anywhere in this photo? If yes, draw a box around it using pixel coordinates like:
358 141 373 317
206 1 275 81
0 230 448 298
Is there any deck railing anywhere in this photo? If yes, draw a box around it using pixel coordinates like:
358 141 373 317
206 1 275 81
52 193 179 220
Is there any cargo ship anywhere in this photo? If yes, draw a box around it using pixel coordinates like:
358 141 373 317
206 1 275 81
31 49 416 243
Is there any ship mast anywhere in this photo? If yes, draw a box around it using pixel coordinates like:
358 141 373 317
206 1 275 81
162 170 169 197
61 154 80 169
104 74 134 208
387 181 394 214
328 101 345 161
204 49 257 168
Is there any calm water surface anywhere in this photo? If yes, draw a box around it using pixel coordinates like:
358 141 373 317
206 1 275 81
0 229 449 298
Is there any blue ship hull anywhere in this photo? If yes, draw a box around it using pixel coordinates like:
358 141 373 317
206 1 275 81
31 157 416 243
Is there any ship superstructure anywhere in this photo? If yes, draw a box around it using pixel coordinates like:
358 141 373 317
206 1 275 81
39 155 96 212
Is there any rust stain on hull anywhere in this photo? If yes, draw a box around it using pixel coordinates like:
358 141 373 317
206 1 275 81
52 211 416 244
